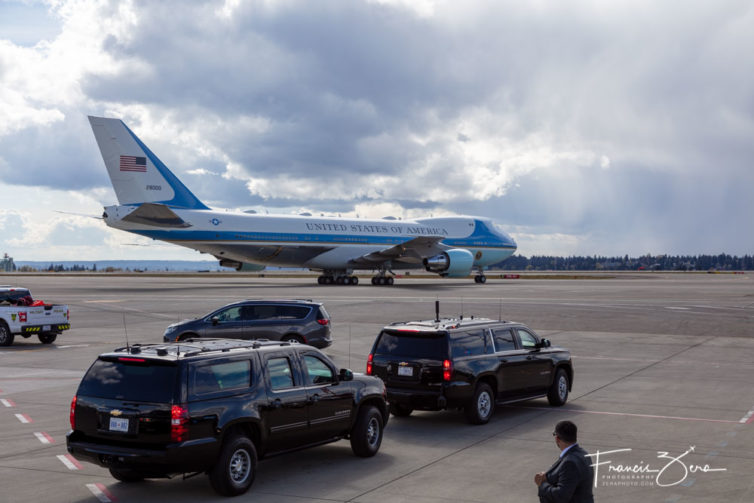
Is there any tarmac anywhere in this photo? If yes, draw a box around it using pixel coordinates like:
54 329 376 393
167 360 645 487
0 272 752 502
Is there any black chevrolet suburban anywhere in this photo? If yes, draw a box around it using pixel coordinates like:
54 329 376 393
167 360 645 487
67 339 387 496
367 317 572 424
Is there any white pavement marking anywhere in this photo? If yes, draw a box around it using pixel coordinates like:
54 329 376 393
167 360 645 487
58 344 90 349
86 483 114 502
507 405 741 424
34 431 54 444
57 454 82 470
15 413 32 423
739 406 754 424
1 398 14 407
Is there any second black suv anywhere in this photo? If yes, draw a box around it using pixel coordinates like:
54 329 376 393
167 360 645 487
367 317 572 424
67 339 387 496
163 299 331 348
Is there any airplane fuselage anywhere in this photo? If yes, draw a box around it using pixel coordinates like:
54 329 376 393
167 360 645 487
103 205 516 272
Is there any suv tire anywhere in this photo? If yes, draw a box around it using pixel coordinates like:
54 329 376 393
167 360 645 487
109 467 144 483
209 435 257 496
0 322 13 346
350 406 383 457
547 368 569 406
389 403 413 417
465 382 494 425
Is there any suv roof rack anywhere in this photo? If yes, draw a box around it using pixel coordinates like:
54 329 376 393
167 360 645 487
111 339 295 359
388 317 505 330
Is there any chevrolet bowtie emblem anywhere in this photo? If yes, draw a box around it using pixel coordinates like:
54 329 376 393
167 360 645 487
110 409 123 417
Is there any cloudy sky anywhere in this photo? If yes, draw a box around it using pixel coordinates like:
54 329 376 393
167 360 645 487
1 0 752 262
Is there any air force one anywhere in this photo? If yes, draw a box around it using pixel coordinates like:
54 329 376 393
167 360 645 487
89 116 517 285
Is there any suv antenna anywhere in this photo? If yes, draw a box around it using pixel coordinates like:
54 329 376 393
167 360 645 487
435 300 440 322
460 297 464 320
122 313 130 350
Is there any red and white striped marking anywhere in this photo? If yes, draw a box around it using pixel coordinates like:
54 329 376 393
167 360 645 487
56 454 82 470
86 483 115 502
1 398 15 407
15 413 32 423
34 431 54 444
740 406 754 424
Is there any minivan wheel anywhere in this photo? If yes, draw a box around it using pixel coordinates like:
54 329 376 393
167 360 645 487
465 382 494 425
389 403 413 417
350 406 383 457
547 368 569 406
284 334 304 344
109 467 144 483
209 435 257 496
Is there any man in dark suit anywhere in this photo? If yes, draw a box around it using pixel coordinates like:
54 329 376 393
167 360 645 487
534 420 594 502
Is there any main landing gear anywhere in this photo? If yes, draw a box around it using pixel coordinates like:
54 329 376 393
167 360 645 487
317 274 359 285
473 267 487 284
370 276 394 286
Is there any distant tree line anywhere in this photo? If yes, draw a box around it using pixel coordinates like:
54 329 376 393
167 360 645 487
493 254 753 271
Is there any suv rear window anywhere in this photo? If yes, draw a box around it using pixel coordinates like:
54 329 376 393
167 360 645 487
375 330 448 359
77 359 178 402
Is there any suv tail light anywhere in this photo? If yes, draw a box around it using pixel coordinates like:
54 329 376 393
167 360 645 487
316 318 329 326
171 404 189 442
366 353 374 375
443 359 452 381
69 396 77 429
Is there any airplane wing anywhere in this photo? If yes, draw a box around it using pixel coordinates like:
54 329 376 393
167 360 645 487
349 236 445 267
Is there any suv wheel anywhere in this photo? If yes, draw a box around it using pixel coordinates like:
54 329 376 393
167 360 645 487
209 435 257 496
0 322 13 346
350 406 383 457
109 467 144 483
547 368 569 406
389 403 413 417
465 382 494 425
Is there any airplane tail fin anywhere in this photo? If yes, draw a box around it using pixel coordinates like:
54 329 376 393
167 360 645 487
88 116 209 209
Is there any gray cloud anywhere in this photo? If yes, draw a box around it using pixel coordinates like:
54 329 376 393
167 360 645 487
0 0 752 256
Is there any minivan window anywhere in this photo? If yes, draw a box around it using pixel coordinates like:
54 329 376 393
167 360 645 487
376 330 448 359
215 306 242 322
77 359 177 402
277 306 310 319
191 360 250 395
450 330 488 357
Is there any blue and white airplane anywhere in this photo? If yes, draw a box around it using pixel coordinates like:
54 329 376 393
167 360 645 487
89 116 517 285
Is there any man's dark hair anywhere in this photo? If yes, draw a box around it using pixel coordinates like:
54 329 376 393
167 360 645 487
554 420 578 444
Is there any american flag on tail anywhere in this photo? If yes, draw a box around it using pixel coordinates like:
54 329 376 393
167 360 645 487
119 155 147 172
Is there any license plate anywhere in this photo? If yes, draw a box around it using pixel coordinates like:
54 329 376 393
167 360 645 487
109 417 129 432
397 366 413 377
43 325 51 331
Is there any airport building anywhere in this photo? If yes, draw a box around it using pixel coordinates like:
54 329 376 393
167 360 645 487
1 253 15 272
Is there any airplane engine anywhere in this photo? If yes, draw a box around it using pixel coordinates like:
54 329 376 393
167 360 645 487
218 259 266 272
423 249 474 277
